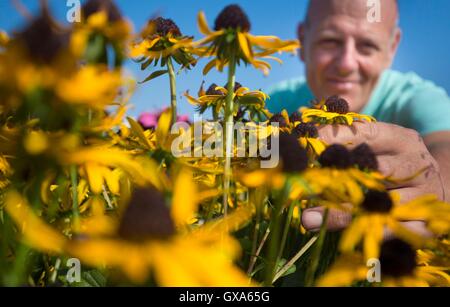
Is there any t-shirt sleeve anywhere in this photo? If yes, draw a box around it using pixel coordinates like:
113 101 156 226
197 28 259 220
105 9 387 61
399 83 450 136
265 78 314 115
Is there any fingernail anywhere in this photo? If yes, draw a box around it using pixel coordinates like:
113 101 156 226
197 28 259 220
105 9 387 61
302 211 323 230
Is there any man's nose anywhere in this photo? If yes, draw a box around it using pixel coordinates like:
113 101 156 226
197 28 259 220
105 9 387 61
334 41 359 76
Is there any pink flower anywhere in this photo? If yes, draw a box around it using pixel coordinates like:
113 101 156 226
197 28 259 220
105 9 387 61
138 112 158 129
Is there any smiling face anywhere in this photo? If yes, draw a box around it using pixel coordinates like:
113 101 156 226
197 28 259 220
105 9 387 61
299 0 401 112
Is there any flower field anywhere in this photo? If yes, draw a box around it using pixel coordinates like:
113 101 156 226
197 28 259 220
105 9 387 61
0 0 449 287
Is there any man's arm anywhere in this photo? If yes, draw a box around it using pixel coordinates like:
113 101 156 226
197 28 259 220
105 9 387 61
424 131 450 202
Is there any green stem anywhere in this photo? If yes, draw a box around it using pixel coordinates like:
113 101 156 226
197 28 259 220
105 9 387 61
273 235 318 283
222 56 237 216
6 243 29 286
70 165 80 229
167 57 177 125
305 208 329 286
276 202 295 263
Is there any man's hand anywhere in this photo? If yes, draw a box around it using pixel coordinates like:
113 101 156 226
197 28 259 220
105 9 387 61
302 122 446 232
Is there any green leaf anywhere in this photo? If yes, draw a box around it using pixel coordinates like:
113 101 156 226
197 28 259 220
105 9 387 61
139 70 168 84
276 258 296 278
141 58 153 70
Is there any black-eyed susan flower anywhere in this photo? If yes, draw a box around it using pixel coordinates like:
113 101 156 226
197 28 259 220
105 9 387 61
194 5 300 76
293 122 327 157
5 168 255 286
131 17 197 124
238 132 310 200
302 96 376 125
339 190 450 260
318 239 450 287
301 145 384 206
184 82 270 120
71 0 132 64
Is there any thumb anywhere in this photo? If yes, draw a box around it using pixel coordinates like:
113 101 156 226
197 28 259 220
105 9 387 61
302 207 352 232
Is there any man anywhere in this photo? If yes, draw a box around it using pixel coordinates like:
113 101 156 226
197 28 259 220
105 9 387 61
266 0 450 234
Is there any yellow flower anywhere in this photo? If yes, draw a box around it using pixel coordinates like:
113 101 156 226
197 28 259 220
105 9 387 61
56 66 123 109
0 30 9 47
318 239 450 287
5 165 255 286
130 17 196 82
4 191 66 254
301 96 375 125
58 145 165 191
70 3 132 58
184 82 270 119
339 190 450 260
302 167 385 205
194 5 299 76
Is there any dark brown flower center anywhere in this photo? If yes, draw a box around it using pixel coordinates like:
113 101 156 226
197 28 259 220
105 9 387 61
278 132 308 173
150 17 182 37
117 187 175 241
269 113 288 128
18 14 69 64
325 96 350 114
293 123 318 138
352 143 378 171
223 81 242 92
289 111 302 123
318 144 353 169
214 4 251 32
82 0 123 23
361 190 393 213
206 83 224 96
380 239 417 278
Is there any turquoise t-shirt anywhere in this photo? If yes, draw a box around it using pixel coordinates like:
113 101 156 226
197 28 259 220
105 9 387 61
266 70 450 136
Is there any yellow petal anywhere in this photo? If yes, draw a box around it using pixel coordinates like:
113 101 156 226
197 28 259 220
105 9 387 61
172 169 199 227
197 11 212 35
237 32 253 62
5 191 66 253
156 108 173 148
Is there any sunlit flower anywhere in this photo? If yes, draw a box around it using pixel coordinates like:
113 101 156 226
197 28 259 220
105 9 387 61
5 170 255 286
130 17 196 81
70 0 132 61
194 5 299 75
184 82 270 119
339 190 450 260
302 96 376 125
318 239 450 287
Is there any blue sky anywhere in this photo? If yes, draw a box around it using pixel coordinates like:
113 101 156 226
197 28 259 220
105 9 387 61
1 0 449 118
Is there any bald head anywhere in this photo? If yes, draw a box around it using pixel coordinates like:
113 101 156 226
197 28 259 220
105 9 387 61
298 0 402 113
304 0 399 33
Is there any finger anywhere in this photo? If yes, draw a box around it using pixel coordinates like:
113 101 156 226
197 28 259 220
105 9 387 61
377 153 439 188
302 206 352 232
390 185 445 203
318 122 423 154
383 221 433 240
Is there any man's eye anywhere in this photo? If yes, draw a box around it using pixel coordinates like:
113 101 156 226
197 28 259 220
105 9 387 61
319 39 340 48
358 42 379 55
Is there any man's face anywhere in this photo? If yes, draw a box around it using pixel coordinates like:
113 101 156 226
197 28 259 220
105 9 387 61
300 0 401 112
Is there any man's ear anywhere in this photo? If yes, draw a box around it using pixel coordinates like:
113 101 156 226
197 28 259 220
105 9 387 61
387 27 402 67
297 22 306 62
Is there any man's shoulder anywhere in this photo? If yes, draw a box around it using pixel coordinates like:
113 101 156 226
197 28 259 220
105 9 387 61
267 76 309 94
373 70 450 135
380 70 448 96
